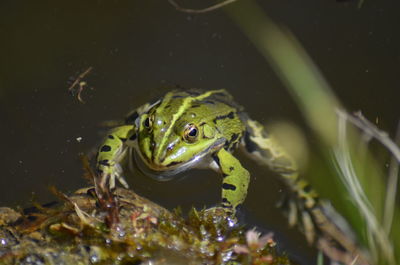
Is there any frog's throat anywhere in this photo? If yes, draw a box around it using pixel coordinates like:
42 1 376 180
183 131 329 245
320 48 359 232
136 138 225 174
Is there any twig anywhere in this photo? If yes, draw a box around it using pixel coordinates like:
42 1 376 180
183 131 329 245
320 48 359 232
168 0 238 13
334 109 396 265
68 66 93 104
336 109 400 164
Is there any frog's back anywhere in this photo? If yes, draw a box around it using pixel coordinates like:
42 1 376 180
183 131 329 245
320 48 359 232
159 89 243 117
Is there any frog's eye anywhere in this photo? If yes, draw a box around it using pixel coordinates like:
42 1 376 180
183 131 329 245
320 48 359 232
143 116 153 130
183 124 199 143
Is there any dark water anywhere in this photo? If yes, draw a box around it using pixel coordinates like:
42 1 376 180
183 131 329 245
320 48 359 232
1 0 399 264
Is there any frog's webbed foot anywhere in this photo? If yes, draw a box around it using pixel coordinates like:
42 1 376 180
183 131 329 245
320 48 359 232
278 192 318 244
97 161 129 191
95 125 136 192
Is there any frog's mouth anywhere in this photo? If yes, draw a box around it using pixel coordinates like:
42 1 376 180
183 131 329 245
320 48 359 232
134 138 225 181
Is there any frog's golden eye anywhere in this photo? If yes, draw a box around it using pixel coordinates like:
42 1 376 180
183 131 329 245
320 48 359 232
184 124 199 143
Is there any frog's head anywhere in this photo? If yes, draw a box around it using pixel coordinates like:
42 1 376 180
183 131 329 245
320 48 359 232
137 104 224 174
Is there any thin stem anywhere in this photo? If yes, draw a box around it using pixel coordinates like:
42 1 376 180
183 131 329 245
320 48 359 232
334 110 396 265
336 109 400 164
383 120 400 234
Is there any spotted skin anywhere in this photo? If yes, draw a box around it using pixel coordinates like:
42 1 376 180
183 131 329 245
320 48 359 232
95 89 320 240
214 148 250 214
96 125 135 189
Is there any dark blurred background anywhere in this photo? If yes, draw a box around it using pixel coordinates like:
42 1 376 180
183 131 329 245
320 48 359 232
0 0 399 264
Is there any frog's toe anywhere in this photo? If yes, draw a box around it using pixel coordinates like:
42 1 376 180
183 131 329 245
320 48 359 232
115 172 129 189
98 163 129 190
110 163 129 189
278 194 317 244
287 198 298 227
277 193 299 226
301 210 316 244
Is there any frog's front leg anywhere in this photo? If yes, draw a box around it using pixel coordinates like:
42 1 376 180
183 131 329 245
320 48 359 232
96 125 136 190
213 148 250 216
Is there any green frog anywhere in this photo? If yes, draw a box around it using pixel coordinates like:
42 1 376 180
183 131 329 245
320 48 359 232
96 89 317 219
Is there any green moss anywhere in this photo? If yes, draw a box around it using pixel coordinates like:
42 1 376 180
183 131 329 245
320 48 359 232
0 187 291 265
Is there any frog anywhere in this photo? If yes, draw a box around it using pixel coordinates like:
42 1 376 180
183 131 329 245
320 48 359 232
95 89 318 222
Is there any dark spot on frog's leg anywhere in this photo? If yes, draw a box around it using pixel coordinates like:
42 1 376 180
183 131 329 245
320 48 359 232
222 173 229 179
164 104 171 109
191 104 201 108
119 137 127 142
108 135 115 139
221 198 233 209
101 145 112 152
222 183 236 191
129 133 137 141
229 166 234 172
